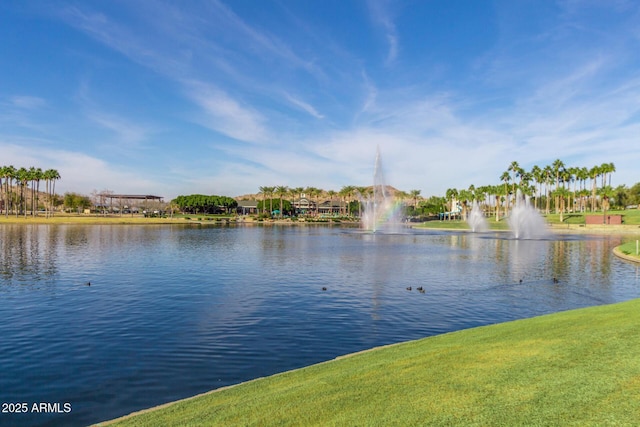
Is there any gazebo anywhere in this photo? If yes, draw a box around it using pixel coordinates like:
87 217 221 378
97 194 164 215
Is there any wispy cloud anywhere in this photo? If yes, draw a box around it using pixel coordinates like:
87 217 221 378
0 140 159 195
86 111 151 145
367 0 399 64
183 80 268 143
11 95 46 109
284 93 324 119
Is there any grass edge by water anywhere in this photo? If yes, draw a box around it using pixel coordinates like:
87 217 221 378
95 298 640 426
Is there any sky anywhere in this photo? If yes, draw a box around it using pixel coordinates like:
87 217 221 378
1 0 639 200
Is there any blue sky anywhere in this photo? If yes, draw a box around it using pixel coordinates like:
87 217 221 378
1 1 639 199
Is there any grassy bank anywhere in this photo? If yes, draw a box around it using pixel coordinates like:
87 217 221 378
98 298 640 426
0 215 193 225
614 240 640 263
414 209 640 233
0 214 357 226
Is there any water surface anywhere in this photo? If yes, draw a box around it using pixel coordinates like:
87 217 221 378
0 224 638 426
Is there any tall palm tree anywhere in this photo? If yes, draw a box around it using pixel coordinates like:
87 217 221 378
607 162 616 187
3 165 16 217
530 165 542 210
338 186 350 216
409 189 421 212
576 167 589 212
259 186 275 215
29 167 43 216
291 187 304 216
0 166 3 215
598 185 614 216
458 189 473 221
554 186 570 222
445 188 459 220
276 185 288 218
492 184 506 221
326 190 337 216
304 187 319 216
589 165 601 212
265 186 275 215
355 186 368 218
43 169 60 217
499 171 511 214
551 159 565 214
15 167 29 217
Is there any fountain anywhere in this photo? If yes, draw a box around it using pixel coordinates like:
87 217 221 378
467 200 488 232
360 147 403 232
508 190 549 239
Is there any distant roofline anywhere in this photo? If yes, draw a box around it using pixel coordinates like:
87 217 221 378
98 194 163 200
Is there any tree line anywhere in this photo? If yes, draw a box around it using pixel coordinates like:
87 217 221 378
0 165 61 218
171 194 238 214
250 160 640 221
439 160 635 222
254 185 422 218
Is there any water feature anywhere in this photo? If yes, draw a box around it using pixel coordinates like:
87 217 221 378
508 191 550 239
0 224 638 426
359 147 403 232
467 200 489 232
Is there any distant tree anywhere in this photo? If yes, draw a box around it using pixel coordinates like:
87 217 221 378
628 182 640 207
409 189 421 209
63 192 92 212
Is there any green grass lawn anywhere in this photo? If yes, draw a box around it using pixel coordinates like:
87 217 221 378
416 209 640 231
99 298 640 426
616 240 640 262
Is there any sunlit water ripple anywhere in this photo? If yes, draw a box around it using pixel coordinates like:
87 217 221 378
0 224 638 426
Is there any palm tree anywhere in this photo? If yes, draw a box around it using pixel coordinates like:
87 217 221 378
600 162 615 189
305 187 320 217
51 169 61 217
265 186 275 215
607 162 616 187
15 167 29 217
499 171 511 214
326 190 337 216
458 189 472 221
493 184 506 221
0 166 4 215
598 185 614 216
409 189 421 210
554 186 571 222
530 165 542 210
552 159 565 214
276 185 288 218
259 186 275 215
339 186 352 216
44 169 60 217
29 167 43 216
4 165 17 216
589 165 601 211
445 188 459 220
576 167 589 212
543 165 552 214
291 187 304 216
356 186 369 218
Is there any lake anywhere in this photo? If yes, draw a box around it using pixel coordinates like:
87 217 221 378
0 224 638 426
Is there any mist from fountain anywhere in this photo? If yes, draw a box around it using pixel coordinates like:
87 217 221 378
508 190 550 239
467 200 489 232
360 147 403 233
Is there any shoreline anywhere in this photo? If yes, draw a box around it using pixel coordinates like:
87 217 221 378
2 215 640 234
